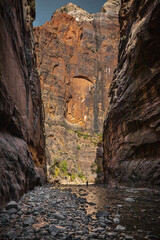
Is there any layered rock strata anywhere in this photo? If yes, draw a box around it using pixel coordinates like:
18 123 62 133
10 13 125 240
103 0 160 187
34 1 120 182
0 0 46 207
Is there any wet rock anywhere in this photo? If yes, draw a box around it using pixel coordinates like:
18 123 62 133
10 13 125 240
104 206 110 209
48 224 61 236
118 205 123 208
148 234 160 240
96 210 109 218
53 213 66 220
96 227 105 232
6 230 17 240
6 201 18 210
88 232 98 237
65 235 73 240
116 225 126 231
107 232 117 238
33 211 39 216
23 217 35 226
1 214 10 224
23 228 34 236
99 222 106 227
121 233 134 239
8 208 17 215
113 218 120 223
125 198 135 203
105 219 112 224
10 214 17 219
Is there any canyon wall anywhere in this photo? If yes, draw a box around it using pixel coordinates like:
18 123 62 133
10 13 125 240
34 1 120 183
103 0 160 187
0 0 46 207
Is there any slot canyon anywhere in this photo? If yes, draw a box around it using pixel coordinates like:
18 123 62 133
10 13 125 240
33 1 120 184
0 0 160 239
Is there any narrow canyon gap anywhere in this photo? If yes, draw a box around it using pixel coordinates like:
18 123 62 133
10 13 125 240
34 1 120 183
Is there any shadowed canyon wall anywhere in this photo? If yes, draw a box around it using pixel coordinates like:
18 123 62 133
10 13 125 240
34 1 120 183
0 0 46 207
103 0 160 187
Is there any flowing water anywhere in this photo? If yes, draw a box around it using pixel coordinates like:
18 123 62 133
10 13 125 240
0 184 160 239
61 184 160 240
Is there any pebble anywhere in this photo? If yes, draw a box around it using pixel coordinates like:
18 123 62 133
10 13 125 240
118 204 123 208
53 212 66 220
48 224 60 236
7 208 17 214
125 198 135 202
23 217 35 226
116 225 126 231
113 217 120 223
6 230 17 239
121 233 134 239
96 210 109 218
6 201 18 210
107 232 117 237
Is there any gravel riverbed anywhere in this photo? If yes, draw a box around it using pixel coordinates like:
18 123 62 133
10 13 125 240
0 185 160 240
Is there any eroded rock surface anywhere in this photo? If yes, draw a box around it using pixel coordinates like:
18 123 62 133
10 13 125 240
0 0 46 207
34 1 120 182
103 0 160 187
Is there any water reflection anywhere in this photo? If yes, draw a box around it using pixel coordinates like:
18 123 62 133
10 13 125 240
61 184 160 240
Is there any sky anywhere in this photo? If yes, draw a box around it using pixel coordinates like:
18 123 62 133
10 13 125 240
34 0 108 26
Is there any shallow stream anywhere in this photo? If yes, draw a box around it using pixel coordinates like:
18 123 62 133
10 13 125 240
63 185 160 240
0 184 160 239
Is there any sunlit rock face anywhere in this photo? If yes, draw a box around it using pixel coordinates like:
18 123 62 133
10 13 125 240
34 1 120 183
103 0 160 187
0 0 46 207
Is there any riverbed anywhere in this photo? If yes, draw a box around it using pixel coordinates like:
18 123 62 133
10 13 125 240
0 184 160 239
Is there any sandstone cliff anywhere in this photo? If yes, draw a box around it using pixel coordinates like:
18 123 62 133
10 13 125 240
34 1 120 183
103 0 160 187
0 0 46 207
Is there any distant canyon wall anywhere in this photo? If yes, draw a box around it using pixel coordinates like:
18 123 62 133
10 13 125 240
33 1 120 183
34 1 120 133
103 0 160 187
0 0 46 207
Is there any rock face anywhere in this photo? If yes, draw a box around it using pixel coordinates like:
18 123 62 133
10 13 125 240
0 0 46 207
103 0 160 187
34 1 120 182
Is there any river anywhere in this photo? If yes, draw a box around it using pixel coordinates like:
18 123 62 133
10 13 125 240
0 184 160 239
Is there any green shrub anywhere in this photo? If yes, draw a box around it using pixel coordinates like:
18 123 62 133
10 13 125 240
121 35 126 40
54 166 60 177
77 145 81 150
60 160 68 173
71 174 76 181
91 162 102 174
29 0 36 12
91 162 97 174
78 172 85 179
53 158 60 167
